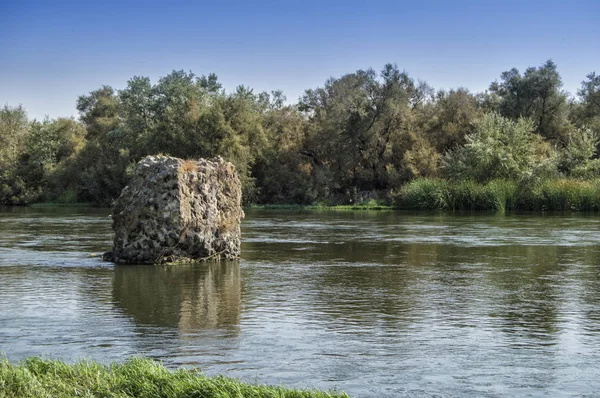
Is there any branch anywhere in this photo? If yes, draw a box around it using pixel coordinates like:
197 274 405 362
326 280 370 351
299 150 323 166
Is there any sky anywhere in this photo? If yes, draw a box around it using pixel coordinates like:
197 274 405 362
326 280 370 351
1 0 599 120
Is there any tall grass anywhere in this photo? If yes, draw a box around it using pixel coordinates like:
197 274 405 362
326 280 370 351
0 357 348 398
485 179 518 213
398 178 517 212
396 178 600 213
528 179 600 211
397 178 448 210
247 199 394 211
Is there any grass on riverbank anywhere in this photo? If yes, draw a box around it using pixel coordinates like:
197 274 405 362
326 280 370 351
247 200 394 211
397 178 600 212
0 357 348 398
28 202 95 208
25 179 600 214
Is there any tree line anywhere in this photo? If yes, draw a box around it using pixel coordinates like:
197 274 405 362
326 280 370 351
1 60 599 206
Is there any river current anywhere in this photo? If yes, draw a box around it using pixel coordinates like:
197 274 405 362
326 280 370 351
1 207 600 397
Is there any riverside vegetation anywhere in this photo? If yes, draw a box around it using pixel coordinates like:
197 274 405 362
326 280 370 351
1 60 600 211
0 357 347 398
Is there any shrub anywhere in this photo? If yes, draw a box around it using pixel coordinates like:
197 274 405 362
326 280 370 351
558 127 600 178
444 112 554 182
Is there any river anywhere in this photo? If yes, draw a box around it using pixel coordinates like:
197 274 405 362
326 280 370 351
1 207 600 397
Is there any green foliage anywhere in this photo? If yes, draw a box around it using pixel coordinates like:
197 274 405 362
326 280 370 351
448 180 493 211
521 179 600 211
423 88 482 152
27 119 61 169
558 127 600 177
55 188 78 204
397 178 448 210
0 170 40 205
252 106 318 204
485 179 518 213
1 61 600 208
27 118 85 169
0 356 348 398
397 178 518 212
76 85 119 140
578 71 600 120
489 60 569 140
0 105 29 170
444 113 555 182
298 63 440 202
397 178 600 212
0 108 87 204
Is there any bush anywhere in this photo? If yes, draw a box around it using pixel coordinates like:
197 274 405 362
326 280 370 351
443 112 553 182
558 127 600 178
0 170 40 205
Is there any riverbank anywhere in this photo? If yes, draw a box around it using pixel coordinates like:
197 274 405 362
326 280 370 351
28 202 95 208
247 203 394 211
0 357 348 398
397 178 600 213
248 177 600 213
24 202 396 211
21 177 600 214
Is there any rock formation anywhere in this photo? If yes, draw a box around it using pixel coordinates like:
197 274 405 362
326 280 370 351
107 155 243 264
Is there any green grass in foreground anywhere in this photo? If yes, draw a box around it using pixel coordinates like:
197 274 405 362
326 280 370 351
0 357 348 398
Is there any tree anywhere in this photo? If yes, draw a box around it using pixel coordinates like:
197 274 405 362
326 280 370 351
297 64 436 201
299 68 383 197
579 72 600 118
143 70 218 158
489 60 568 140
422 88 481 152
118 76 155 157
199 73 222 93
76 86 120 139
0 104 29 169
13 117 86 202
252 105 311 203
74 85 127 205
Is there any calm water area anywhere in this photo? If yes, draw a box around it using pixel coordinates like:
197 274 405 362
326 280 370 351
1 207 600 397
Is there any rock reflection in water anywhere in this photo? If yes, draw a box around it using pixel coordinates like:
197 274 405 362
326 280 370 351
112 262 241 333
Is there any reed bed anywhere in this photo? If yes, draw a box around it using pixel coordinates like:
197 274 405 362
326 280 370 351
397 178 600 213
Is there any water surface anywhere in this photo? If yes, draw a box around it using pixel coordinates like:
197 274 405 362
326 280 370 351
1 207 600 397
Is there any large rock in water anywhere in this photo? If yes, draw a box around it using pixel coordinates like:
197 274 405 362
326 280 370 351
109 155 243 264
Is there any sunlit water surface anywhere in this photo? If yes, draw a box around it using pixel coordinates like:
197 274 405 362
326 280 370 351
1 207 600 397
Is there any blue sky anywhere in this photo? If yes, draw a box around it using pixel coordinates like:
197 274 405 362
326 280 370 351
1 0 598 120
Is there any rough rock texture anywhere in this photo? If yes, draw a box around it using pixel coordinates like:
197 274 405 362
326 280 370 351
109 155 243 264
